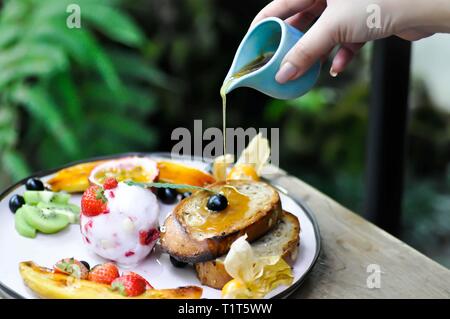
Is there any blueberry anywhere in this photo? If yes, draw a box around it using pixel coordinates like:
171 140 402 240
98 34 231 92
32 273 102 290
206 194 228 212
170 256 187 268
9 195 25 213
25 178 45 191
157 188 178 205
181 192 192 199
80 261 90 271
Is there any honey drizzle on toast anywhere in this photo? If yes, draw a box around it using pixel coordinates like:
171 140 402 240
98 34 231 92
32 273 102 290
189 185 249 236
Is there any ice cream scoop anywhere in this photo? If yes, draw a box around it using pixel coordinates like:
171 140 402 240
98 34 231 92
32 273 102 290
80 182 159 266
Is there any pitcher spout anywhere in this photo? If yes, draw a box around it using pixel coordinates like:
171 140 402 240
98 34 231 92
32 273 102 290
220 76 247 95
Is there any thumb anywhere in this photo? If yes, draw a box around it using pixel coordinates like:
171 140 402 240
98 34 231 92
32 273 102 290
276 13 336 84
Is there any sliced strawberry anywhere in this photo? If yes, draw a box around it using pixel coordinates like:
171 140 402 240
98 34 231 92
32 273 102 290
88 262 119 284
139 228 160 245
111 274 147 297
81 185 108 217
54 258 89 280
122 271 153 289
103 177 118 190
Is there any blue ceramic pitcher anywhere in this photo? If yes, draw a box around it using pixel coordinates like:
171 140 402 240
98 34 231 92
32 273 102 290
222 17 320 99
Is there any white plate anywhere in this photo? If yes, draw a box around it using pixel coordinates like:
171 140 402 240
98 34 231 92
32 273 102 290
0 153 320 299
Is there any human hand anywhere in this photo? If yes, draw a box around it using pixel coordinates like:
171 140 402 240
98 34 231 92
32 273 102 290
251 0 450 83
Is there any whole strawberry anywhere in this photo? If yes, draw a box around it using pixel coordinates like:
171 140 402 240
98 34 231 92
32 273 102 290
122 271 153 289
103 177 118 190
111 274 147 297
81 185 108 217
88 262 119 284
54 258 89 279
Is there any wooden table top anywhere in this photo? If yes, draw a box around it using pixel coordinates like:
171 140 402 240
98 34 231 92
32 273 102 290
2 167 449 299
267 169 450 298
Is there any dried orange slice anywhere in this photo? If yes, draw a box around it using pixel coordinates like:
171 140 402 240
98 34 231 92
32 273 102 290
48 161 105 193
157 161 215 186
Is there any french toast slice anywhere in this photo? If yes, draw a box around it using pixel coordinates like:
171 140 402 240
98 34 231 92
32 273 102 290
160 180 282 263
160 214 216 262
195 211 300 289
174 180 281 241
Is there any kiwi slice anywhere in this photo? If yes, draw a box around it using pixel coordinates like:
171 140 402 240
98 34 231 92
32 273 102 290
15 207 37 238
22 205 70 234
36 202 80 224
23 191 70 205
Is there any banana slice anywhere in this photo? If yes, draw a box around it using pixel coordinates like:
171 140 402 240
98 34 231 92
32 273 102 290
19 261 202 299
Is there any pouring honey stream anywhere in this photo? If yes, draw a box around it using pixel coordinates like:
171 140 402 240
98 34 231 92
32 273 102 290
219 51 275 178
205 51 274 224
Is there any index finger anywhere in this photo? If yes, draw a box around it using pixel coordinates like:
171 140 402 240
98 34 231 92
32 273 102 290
251 0 317 27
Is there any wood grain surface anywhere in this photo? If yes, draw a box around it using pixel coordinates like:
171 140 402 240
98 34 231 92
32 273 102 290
266 169 450 298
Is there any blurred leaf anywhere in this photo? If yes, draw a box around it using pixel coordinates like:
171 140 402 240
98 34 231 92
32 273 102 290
286 88 335 112
170 37 190 70
123 86 157 114
81 80 156 115
88 35 126 98
0 125 17 149
109 50 174 90
90 112 157 147
0 105 18 149
264 88 335 122
0 1 28 24
264 101 288 122
37 135 73 170
82 135 135 156
80 81 126 112
0 43 68 89
82 3 145 47
25 22 92 67
0 24 23 48
2 149 31 181
52 72 83 124
12 85 80 156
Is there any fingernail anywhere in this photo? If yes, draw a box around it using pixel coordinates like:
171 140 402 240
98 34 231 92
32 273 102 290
275 62 298 84
329 67 338 77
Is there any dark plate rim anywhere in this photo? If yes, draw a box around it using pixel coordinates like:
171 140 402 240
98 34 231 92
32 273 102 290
0 152 321 299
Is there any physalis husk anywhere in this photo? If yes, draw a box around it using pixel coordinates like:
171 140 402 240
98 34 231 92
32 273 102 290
221 235 293 299
235 132 270 175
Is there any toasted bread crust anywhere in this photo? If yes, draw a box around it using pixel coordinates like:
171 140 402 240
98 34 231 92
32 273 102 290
174 180 281 240
280 213 301 265
159 214 216 262
160 203 282 263
195 211 300 289
195 260 230 290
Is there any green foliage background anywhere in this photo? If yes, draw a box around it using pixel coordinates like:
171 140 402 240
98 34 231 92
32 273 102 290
0 0 170 183
0 0 449 266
